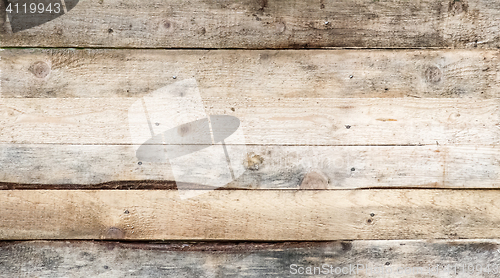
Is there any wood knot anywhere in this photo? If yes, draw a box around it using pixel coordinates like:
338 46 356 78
340 242 352 251
275 22 286 33
448 0 468 15
245 153 264 171
177 123 192 137
29 61 51 78
425 66 442 83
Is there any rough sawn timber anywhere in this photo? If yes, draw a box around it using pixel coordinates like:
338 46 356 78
1 240 500 277
1 190 500 240
1 49 498 99
1 0 500 49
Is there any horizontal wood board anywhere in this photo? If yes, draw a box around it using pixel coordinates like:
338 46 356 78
1 240 500 277
1 49 498 188
1 189 500 240
1 49 499 99
1 0 500 48
0 145 498 188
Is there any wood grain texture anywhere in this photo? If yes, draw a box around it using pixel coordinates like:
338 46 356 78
1 97 498 145
1 189 500 240
0 145 498 188
1 240 500 277
1 49 498 99
1 49 498 188
1 0 500 48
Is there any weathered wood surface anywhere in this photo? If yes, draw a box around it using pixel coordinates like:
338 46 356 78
1 49 498 188
2 189 500 240
1 49 498 99
0 145 498 188
1 0 500 48
1 97 498 145
2 49 498 145
1 240 500 277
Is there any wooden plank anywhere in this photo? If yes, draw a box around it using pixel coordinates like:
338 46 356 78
1 0 500 48
1 49 498 99
1 240 500 277
0 145 498 188
1 189 500 240
0 98 498 145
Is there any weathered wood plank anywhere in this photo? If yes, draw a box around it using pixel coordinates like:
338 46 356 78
0 98 498 145
1 0 500 48
1 189 500 240
1 49 498 98
0 145 498 188
1 240 500 277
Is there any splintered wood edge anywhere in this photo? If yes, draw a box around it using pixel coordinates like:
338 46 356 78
1 189 500 241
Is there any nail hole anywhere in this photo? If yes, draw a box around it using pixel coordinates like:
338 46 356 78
345 125 351 129
138 162 142 165
351 168 356 171
370 213 375 217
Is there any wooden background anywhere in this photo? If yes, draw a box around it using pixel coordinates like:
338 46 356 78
1 0 500 276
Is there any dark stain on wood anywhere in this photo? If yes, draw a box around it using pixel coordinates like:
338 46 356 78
0 240 348 252
425 66 442 83
258 0 268 11
0 0 7 34
0 180 265 190
0 180 178 190
448 0 468 15
340 241 352 251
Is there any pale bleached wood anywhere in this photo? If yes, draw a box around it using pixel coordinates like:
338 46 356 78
1 49 498 98
1 189 500 240
0 144 498 189
0 98 498 145
1 0 500 48
1 240 500 277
